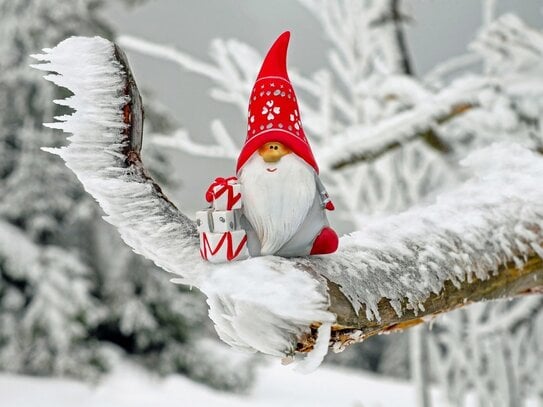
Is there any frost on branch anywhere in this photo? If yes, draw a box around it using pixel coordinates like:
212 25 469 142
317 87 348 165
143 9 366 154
319 142 543 323
32 36 543 370
318 78 482 170
31 37 201 283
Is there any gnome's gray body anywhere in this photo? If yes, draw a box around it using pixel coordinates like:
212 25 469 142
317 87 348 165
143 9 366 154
240 175 331 257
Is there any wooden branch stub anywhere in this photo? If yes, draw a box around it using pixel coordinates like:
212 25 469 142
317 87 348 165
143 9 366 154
298 254 543 352
114 43 181 210
114 44 144 157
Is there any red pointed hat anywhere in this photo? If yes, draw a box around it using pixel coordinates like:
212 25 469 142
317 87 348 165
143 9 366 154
236 31 319 174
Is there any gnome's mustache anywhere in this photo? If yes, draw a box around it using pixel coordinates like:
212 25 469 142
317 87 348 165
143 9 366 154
240 153 316 255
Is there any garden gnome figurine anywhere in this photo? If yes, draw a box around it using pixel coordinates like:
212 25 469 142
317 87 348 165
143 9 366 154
236 31 339 257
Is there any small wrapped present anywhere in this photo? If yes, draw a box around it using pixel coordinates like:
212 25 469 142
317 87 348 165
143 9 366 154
205 177 242 211
200 230 248 263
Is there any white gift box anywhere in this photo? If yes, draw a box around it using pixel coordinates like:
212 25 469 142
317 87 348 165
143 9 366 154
200 230 248 263
211 210 236 233
211 181 242 211
195 210 213 233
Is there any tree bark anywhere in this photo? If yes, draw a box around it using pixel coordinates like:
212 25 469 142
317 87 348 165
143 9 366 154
299 254 543 352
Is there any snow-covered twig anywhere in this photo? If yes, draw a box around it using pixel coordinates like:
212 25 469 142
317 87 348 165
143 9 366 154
151 120 238 160
118 34 259 112
117 34 260 159
475 297 542 335
368 0 413 75
424 53 481 86
117 35 223 81
471 14 543 72
482 0 497 28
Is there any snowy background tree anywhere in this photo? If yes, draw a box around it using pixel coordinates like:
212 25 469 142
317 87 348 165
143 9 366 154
0 0 254 390
1 1 542 406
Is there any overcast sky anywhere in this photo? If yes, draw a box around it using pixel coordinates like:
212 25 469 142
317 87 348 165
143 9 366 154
105 0 541 222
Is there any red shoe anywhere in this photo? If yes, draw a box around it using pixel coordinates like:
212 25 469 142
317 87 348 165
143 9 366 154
310 227 339 255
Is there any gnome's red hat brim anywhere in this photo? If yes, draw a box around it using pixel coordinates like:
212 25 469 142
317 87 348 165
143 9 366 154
236 31 319 174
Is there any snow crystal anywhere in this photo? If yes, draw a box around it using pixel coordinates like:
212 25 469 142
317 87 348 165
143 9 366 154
31 36 202 283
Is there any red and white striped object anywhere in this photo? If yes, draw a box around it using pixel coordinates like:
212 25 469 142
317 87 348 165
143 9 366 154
205 177 242 211
199 230 248 263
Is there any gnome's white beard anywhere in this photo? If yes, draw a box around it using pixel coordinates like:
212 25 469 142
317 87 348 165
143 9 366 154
239 153 316 255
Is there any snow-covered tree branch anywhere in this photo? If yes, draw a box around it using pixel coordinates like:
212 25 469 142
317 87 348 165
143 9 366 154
318 81 478 170
32 35 543 371
326 254 543 352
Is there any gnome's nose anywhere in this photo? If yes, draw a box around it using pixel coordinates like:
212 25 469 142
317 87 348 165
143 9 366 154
259 142 291 163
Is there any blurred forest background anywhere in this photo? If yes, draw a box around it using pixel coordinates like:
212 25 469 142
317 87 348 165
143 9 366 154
1 1 542 406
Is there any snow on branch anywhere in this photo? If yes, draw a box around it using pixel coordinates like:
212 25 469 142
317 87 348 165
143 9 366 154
424 52 481 86
471 13 543 73
31 37 202 283
33 37 543 369
151 121 238 160
318 141 543 315
117 34 261 112
318 78 483 170
325 14 543 171
298 0 412 76
117 35 224 81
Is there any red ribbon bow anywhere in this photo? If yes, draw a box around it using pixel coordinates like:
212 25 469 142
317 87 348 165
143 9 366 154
205 176 239 203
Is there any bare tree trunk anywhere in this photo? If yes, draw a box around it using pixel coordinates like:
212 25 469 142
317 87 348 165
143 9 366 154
410 325 432 407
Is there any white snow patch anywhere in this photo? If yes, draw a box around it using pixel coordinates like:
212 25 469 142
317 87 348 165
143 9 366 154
0 359 436 407
198 257 334 357
3 358 538 407
0 220 39 277
31 36 203 283
293 322 332 374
